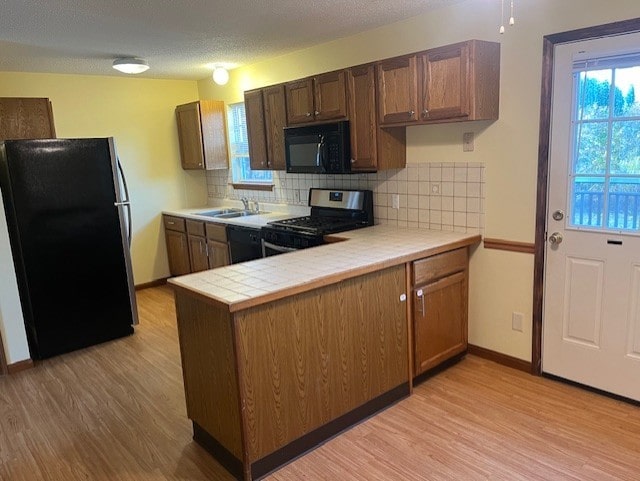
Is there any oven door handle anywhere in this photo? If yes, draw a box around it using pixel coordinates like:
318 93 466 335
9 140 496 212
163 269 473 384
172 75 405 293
262 239 299 257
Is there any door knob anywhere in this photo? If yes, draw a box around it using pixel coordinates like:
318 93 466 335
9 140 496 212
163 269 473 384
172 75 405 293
548 232 563 245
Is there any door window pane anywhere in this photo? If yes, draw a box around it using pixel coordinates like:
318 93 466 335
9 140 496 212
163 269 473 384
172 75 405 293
608 179 640 230
575 123 608 174
613 66 640 117
611 120 640 174
577 70 611 120
572 178 604 228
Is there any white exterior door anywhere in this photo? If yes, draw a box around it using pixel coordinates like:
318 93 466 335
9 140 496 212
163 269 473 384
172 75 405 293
543 34 640 402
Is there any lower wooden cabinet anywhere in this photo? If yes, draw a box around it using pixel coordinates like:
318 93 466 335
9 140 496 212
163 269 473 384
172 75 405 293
207 239 230 268
412 248 468 376
164 216 191 277
164 214 231 276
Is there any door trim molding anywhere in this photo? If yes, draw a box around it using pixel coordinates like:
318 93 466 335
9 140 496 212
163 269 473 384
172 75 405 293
0 330 7 375
532 17 640 375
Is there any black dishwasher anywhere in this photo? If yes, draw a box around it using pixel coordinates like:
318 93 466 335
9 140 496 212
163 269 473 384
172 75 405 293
227 225 263 264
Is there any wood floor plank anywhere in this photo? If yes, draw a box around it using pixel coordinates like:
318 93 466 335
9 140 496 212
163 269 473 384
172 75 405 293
0 285 639 480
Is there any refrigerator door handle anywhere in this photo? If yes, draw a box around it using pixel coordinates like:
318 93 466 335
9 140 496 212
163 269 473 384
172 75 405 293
116 158 133 247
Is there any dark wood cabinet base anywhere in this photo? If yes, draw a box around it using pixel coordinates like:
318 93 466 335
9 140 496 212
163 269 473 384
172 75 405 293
193 382 410 481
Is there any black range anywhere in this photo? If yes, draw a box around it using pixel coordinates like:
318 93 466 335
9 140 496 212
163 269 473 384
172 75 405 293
261 188 374 256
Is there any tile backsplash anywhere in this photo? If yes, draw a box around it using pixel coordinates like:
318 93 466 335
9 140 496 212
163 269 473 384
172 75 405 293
206 162 485 234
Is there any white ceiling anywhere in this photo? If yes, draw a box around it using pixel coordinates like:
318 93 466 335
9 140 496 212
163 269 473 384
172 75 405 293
1 0 465 80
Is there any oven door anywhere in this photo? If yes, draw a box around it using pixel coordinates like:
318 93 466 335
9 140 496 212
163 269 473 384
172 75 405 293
261 239 299 257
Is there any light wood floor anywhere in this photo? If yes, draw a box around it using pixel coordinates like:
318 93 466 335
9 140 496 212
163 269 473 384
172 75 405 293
1 286 639 480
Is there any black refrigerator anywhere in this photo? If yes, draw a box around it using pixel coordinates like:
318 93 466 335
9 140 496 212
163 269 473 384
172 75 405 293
0 138 138 359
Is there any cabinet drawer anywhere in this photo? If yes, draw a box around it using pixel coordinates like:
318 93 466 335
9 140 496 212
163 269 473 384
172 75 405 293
163 215 186 232
412 247 467 285
205 222 228 242
186 219 206 236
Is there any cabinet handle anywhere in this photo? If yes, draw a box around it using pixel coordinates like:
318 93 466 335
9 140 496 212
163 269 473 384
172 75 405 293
167 221 175 225
417 289 425 314
306 112 312 117
409 110 415 117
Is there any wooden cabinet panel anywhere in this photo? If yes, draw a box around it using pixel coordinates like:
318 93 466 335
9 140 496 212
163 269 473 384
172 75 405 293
235 264 408 462
244 89 268 170
165 229 191 277
186 219 206 237
314 71 347 121
188 235 209 273
207 239 230 268
163 215 186 232
376 56 419 124
414 271 467 375
205 222 227 242
347 65 377 171
285 79 314 124
413 247 467 285
0 97 56 140
176 100 228 170
245 85 287 171
262 85 287 170
420 43 470 120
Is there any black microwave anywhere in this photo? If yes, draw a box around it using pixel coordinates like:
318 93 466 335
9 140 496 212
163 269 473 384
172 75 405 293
284 121 350 174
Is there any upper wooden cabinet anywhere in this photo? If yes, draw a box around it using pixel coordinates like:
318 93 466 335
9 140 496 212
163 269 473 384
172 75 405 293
348 64 406 172
377 56 419 124
175 100 229 170
285 71 347 124
244 85 287 171
0 97 56 140
377 40 500 126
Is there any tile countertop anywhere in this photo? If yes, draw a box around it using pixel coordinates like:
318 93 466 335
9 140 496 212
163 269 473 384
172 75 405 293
163 203 308 228
169 225 481 313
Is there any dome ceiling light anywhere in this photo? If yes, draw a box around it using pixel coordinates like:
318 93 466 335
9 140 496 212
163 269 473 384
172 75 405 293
112 58 150 74
212 66 229 85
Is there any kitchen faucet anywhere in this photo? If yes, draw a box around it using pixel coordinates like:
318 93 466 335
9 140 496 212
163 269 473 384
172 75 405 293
241 197 259 213
241 197 249 210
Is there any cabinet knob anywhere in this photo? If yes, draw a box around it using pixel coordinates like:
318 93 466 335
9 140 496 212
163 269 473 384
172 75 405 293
306 112 312 117
422 109 429 118
314 110 320 116
198 162 203 167
409 110 415 117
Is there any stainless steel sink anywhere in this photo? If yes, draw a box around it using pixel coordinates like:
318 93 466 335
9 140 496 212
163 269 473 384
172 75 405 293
193 208 243 217
193 209 268 219
215 211 268 219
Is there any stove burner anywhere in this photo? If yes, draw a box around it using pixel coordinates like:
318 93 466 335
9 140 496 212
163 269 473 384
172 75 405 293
267 215 366 235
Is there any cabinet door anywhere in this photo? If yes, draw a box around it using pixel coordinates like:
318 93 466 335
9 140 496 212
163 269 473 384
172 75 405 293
175 102 206 170
165 229 191 276
414 271 467 375
376 56 419 124
0 97 56 140
285 78 314 124
244 89 269 170
208 239 230 268
420 44 470 121
314 71 347 121
188 235 210 273
199 100 230 170
347 65 377 171
263 85 287 170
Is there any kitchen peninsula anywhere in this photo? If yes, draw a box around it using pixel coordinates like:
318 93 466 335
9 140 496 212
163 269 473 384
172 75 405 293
169 225 480 480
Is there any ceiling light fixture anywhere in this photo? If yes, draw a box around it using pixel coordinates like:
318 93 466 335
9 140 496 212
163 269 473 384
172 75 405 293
212 66 229 85
112 58 150 74
499 0 515 34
